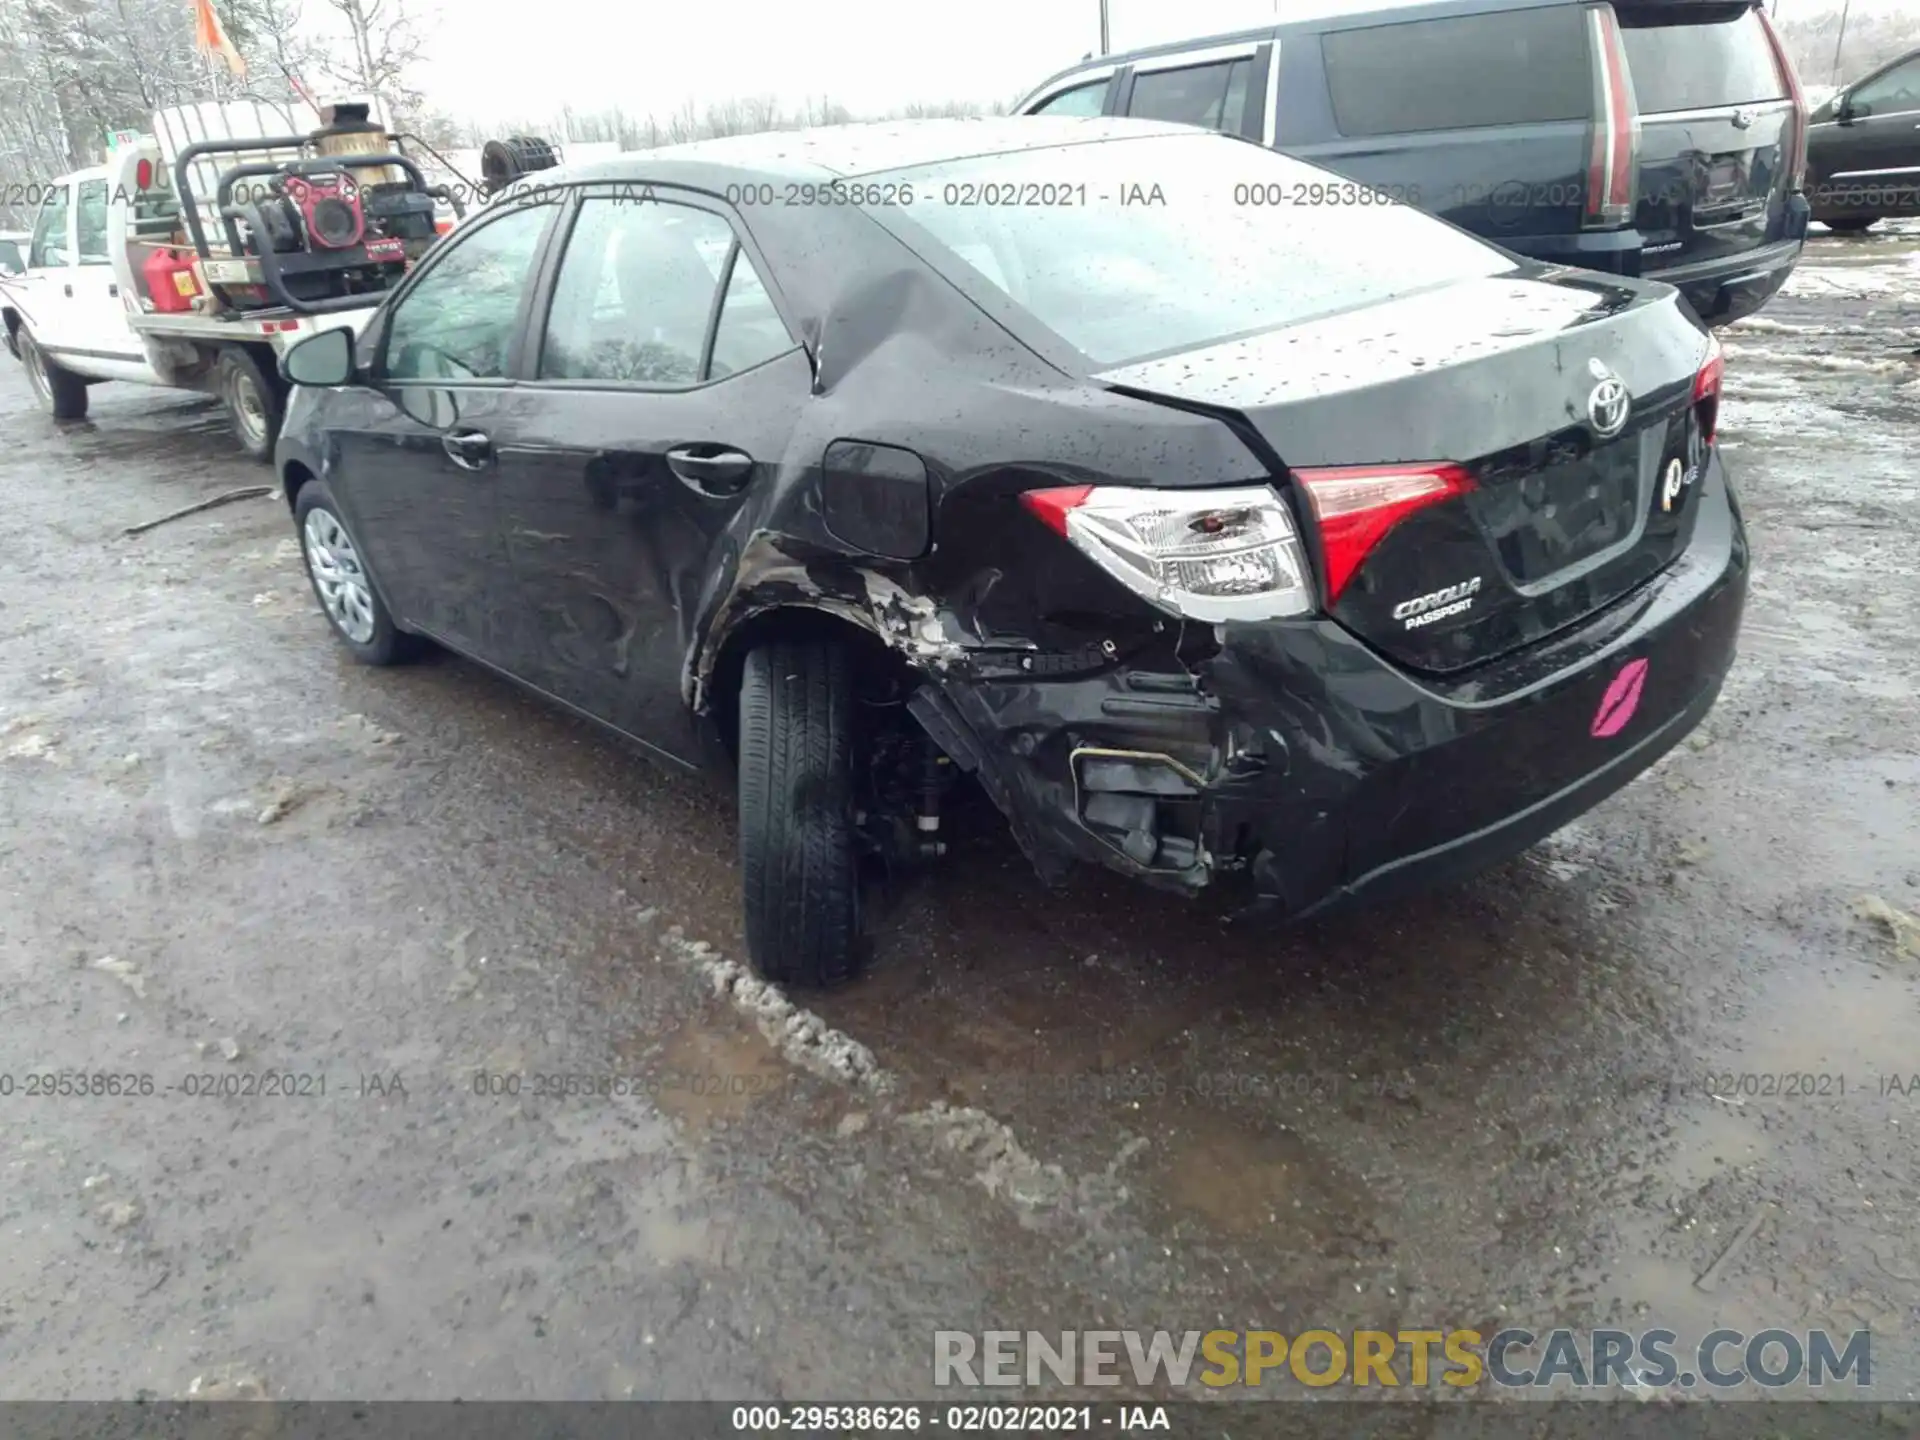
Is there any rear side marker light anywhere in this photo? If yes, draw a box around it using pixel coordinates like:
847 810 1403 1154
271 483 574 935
1019 484 1314 622
1693 333 1724 446
1292 463 1477 605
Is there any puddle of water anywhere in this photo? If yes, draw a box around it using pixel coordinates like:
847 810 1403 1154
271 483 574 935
646 1016 802 1133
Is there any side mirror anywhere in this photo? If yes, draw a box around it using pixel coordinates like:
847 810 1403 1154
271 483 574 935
1838 95 1862 123
281 326 357 387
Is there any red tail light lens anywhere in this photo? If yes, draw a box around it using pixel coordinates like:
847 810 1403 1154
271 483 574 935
1755 7 1808 191
135 158 154 189
1693 334 1724 447
1292 463 1477 605
1584 5 1640 228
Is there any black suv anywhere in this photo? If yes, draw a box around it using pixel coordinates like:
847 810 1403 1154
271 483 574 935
1015 0 1812 326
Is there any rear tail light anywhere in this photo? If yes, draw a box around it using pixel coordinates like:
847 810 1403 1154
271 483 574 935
1693 332 1724 447
1019 485 1314 621
1584 5 1640 228
1755 7 1809 191
1293 463 1477 605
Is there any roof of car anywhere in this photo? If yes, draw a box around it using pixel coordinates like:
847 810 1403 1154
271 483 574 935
1017 0 1661 103
546 116 1195 188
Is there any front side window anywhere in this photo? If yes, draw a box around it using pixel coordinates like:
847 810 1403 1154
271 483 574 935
76 180 111 264
29 185 71 268
0 238 23 273
1031 79 1110 117
868 132 1513 368
384 200 555 382
1850 56 1920 116
540 197 756 386
1320 7 1590 136
1128 58 1255 135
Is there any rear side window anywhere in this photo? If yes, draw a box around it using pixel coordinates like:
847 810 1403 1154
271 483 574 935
76 179 111 264
0 238 24 273
1127 57 1256 134
1618 7 1785 113
29 184 70 268
1320 7 1591 136
1030 79 1110 117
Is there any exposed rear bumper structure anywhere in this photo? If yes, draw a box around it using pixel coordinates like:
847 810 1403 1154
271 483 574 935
910 459 1750 918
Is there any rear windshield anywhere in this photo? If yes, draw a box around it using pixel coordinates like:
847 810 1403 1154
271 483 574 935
864 134 1515 368
1320 6 1592 137
1618 7 1786 113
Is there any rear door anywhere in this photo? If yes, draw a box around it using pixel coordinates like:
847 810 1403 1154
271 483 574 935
1117 42 1274 141
72 177 147 368
491 185 812 764
1616 1 1794 271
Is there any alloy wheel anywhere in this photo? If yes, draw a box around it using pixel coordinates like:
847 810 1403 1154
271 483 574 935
302 507 378 645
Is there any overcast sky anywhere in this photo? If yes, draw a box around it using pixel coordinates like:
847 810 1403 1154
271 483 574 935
410 0 1920 130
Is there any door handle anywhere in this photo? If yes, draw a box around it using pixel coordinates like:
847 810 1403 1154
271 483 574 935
442 430 493 470
108 283 118 297
666 445 754 497
63 283 72 297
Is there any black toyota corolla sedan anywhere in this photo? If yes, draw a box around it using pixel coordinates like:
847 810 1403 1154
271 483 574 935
275 117 1748 989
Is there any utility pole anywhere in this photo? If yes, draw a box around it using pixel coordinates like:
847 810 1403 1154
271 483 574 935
1099 0 1110 55
1830 0 1851 83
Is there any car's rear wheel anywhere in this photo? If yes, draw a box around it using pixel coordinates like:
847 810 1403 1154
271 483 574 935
738 641 865 989
218 346 285 462
19 329 89 421
1824 217 1877 233
294 479 420 666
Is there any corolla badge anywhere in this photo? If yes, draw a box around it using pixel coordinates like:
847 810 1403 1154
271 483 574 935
1586 357 1631 440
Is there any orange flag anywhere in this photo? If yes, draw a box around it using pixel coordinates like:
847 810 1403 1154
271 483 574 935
192 0 248 77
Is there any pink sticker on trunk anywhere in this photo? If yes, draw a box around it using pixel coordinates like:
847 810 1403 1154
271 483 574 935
1591 657 1649 738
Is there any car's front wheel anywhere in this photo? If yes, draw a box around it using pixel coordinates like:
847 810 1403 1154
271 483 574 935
19 329 89 421
294 480 420 666
737 641 865 989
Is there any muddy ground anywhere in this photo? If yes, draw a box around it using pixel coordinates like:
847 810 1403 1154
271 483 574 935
1 225 1917 1407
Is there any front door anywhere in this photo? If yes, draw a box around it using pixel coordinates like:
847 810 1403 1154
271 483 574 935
1833 54 1920 215
16 181 76 355
490 187 812 764
320 196 562 657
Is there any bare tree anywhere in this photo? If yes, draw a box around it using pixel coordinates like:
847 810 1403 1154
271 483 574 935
316 0 422 124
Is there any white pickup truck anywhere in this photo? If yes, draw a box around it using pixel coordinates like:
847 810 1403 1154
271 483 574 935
0 97 464 460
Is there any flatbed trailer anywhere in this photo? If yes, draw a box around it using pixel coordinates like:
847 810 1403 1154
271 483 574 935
0 96 435 459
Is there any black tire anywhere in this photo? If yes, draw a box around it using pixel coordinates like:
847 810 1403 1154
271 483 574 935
293 479 421 666
19 329 89 421
1823 217 1878 233
218 346 285 462
738 641 864 988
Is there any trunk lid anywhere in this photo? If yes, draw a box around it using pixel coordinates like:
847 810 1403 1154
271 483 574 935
1097 269 1713 674
1616 2 1794 272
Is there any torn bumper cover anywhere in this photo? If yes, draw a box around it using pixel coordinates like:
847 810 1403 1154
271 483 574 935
910 467 1749 918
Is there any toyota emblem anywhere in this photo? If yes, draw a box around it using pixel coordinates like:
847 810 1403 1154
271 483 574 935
1586 358 1631 439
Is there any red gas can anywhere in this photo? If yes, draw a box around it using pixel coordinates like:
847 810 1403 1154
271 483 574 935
143 247 202 314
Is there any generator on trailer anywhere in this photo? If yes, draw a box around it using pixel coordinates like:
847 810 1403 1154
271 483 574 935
1 94 548 460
